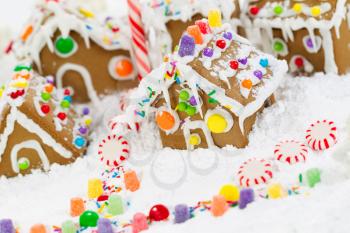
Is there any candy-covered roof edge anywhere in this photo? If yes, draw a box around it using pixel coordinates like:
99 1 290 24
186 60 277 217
242 0 347 31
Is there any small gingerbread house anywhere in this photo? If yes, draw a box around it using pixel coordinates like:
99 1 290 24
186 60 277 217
0 65 91 177
111 15 288 149
13 0 138 104
243 0 350 75
139 0 244 68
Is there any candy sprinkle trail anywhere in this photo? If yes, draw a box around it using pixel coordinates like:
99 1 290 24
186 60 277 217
0 168 319 233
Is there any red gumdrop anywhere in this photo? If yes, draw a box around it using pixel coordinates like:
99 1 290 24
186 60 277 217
216 39 226 49
149 204 169 222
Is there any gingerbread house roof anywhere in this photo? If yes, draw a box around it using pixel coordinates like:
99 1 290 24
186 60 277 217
243 0 348 31
0 65 91 163
13 0 131 73
114 19 288 134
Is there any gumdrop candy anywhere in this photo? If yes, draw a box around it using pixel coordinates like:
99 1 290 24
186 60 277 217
149 204 169 222
174 204 190 223
108 194 124 216
239 188 254 209
87 178 103 199
61 220 76 233
267 183 284 199
210 195 228 217
186 25 203 44
98 218 113 233
0 219 15 233
124 170 140 192
132 213 148 233
79 210 99 227
208 9 222 28
70 197 85 217
178 35 195 57
29 224 47 233
306 168 321 188
195 20 211 34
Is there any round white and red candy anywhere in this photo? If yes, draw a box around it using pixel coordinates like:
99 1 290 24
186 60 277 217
98 134 130 167
274 140 308 164
109 120 140 132
305 120 337 151
237 158 273 187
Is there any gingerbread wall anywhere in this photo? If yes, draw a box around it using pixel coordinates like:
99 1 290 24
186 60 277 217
38 30 139 103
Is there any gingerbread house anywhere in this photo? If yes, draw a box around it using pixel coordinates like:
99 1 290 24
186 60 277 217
0 65 92 177
111 15 288 149
13 0 138 105
243 0 350 75
139 0 244 68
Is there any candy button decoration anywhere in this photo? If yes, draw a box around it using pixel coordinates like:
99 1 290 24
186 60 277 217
273 5 284 15
311 6 321 17
274 140 308 164
55 36 76 57
293 3 302 13
18 157 30 171
207 114 227 133
305 120 337 151
156 110 176 131
189 133 201 146
149 204 170 222
115 59 134 77
237 158 273 187
249 6 260 16
98 134 130 168
208 9 222 28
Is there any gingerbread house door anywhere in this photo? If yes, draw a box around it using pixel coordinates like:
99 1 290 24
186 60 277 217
10 140 50 174
56 63 100 106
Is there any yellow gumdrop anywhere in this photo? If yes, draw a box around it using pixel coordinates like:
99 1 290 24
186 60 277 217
219 184 240 202
267 183 284 199
87 178 103 199
292 3 302 13
208 9 222 28
207 114 227 133
311 6 321 17
189 134 201 146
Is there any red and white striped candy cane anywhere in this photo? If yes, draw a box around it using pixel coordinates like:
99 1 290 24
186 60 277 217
127 0 152 80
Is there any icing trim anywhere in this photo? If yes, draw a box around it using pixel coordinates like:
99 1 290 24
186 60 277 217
56 63 100 105
11 140 50 173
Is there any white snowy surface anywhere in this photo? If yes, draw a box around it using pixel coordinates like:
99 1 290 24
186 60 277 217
1 1 350 233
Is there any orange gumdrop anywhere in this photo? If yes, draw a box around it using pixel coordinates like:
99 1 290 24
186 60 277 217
156 111 175 131
70 197 85 217
21 25 33 42
124 170 140 192
186 25 203 44
30 224 47 233
242 79 253 89
45 84 54 93
115 59 134 77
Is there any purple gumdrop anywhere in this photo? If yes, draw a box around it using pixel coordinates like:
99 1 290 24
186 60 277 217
178 35 195 57
82 107 90 115
253 70 263 80
203 47 214 57
189 96 197 106
306 38 314 48
174 204 190 224
239 188 254 209
79 126 88 135
238 57 248 65
0 219 15 233
98 218 113 233
223 31 233 40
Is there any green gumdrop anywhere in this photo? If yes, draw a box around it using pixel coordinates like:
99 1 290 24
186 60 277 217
61 220 76 233
273 41 284 52
108 194 124 216
41 92 51 101
306 168 321 188
61 100 70 109
186 106 197 116
79 210 99 227
18 158 30 171
55 37 75 54
179 90 190 101
274 5 283 15
177 102 188 112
